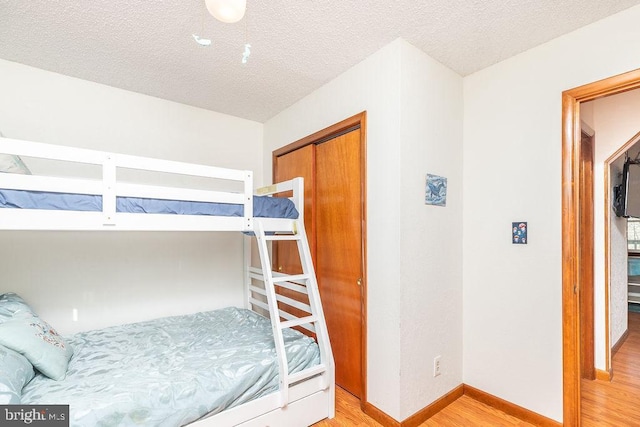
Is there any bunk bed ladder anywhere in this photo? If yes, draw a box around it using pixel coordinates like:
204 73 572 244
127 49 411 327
252 219 334 412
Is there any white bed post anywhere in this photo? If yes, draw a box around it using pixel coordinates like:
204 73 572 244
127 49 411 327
244 171 253 231
243 234 252 310
102 155 117 226
291 177 304 225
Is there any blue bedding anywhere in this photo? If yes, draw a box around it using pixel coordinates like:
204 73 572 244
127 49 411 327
21 307 320 426
0 189 298 219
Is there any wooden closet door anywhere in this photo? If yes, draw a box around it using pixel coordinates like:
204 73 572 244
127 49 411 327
316 129 363 398
274 144 315 273
273 145 316 338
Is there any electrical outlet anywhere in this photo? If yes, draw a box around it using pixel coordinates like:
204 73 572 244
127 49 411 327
433 355 442 377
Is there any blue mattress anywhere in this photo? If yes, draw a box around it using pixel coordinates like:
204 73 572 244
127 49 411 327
0 189 298 219
21 307 320 426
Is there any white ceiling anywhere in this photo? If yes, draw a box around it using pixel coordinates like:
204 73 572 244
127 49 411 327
1 1 639 123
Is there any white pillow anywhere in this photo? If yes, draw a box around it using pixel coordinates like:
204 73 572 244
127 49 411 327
0 130 31 175
0 154 31 175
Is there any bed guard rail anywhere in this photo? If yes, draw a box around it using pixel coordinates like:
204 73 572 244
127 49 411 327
0 137 254 230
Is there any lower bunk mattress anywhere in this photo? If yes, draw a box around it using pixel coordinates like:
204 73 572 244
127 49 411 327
20 307 320 426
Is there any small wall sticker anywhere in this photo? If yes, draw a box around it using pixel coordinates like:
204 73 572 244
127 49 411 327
512 222 527 244
425 174 447 207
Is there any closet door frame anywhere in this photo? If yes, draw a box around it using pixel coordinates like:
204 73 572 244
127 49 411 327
272 111 368 407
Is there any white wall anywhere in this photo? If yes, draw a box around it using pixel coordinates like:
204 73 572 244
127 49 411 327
581 101 595 130
0 59 263 334
398 42 463 418
264 38 464 421
609 163 628 349
463 5 640 421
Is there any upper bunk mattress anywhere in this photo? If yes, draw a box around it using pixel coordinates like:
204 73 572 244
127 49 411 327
21 307 320 427
0 188 298 218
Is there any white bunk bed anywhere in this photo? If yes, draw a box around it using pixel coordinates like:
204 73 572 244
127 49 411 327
0 136 335 427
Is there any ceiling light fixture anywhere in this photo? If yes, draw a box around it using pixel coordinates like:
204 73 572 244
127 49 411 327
205 0 247 23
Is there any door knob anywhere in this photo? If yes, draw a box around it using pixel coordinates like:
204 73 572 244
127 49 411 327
357 278 362 287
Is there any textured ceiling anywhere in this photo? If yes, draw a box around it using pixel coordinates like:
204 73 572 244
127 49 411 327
1 1 639 122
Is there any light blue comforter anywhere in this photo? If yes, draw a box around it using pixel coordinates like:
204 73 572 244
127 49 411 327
0 189 299 219
21 307 320 426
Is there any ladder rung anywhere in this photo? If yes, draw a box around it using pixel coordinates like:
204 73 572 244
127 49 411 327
275 280 308 296
249 297 269 312
272 274 310 283
276 293 311 314
279 309 316 333
273 271 310 286
250 271 312 291
263 234 300 241
288 364 327 384
249 272 264 282
280 316 317 329
249 285 266 296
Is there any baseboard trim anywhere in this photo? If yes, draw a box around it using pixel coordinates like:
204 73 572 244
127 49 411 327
402 384 464 427
361 385 463 427
362 402 400 427
612 328 629 356
595 368 612 381
463 384 561 427
362 383 559 426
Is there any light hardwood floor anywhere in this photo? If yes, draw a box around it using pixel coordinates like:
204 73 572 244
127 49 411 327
581 311 640 426
314 313 640 427
314 388 536 426
316 312 640 426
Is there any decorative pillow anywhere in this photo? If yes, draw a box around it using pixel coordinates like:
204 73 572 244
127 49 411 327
0 344 35 404
0 314 73 381
0 293 35 323
0 130 31 175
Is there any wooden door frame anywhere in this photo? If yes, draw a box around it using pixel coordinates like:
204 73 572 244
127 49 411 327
272 111 368 407
579 130 595 381
562 68 640 425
